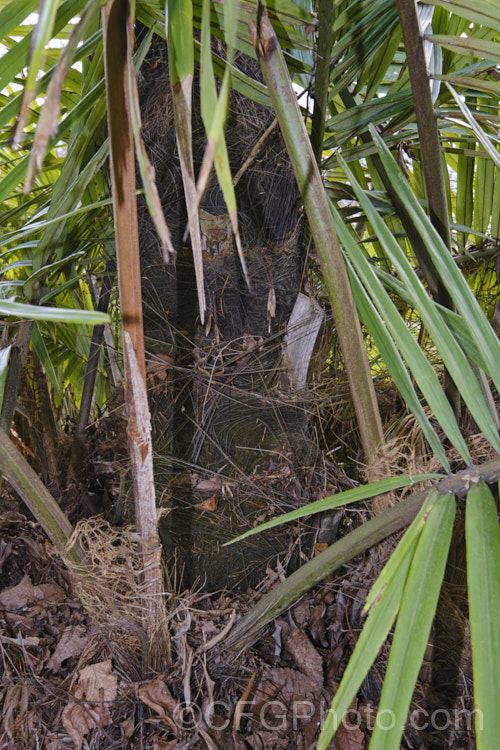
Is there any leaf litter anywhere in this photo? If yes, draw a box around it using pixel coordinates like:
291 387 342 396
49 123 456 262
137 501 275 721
0 445 477 750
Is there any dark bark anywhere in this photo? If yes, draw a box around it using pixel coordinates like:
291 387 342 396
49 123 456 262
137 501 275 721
0 320 34 435
32 352 61 493
137 39 310 588
396 0 459 416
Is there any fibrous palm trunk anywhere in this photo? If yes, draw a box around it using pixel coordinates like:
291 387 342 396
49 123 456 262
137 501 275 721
138 40 316 589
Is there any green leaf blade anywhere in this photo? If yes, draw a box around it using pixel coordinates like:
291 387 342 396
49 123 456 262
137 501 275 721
318 489 439 749
0 300 109 324
225 474 442 545
466 480 500 749
370 492 456 749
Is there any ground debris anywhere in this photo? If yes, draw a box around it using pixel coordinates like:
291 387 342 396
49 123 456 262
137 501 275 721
61 660 117 750
0 469 475 750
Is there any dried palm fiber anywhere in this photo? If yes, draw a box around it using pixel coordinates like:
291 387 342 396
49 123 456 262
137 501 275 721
137 38 328 588
63 517 170 674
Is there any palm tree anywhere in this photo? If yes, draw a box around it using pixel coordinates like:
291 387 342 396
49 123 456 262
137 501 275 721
1 0 500 746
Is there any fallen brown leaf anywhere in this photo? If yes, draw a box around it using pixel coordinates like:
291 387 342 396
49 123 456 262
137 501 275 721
264 560 286 588
169 471 196 489
61 660 117 750
251 666 317 723
334 718 365 749
78 660 117 703
291 600 312 628
61 700 111 750
283 625 323 686
0 575 66 610
120 713 136 743
194 476 224 491
313 542 329 554
47 625 89 672
195 492 219 511
137 676 179 730
241 333 263 351
0 575 36 609
247 665 321 741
